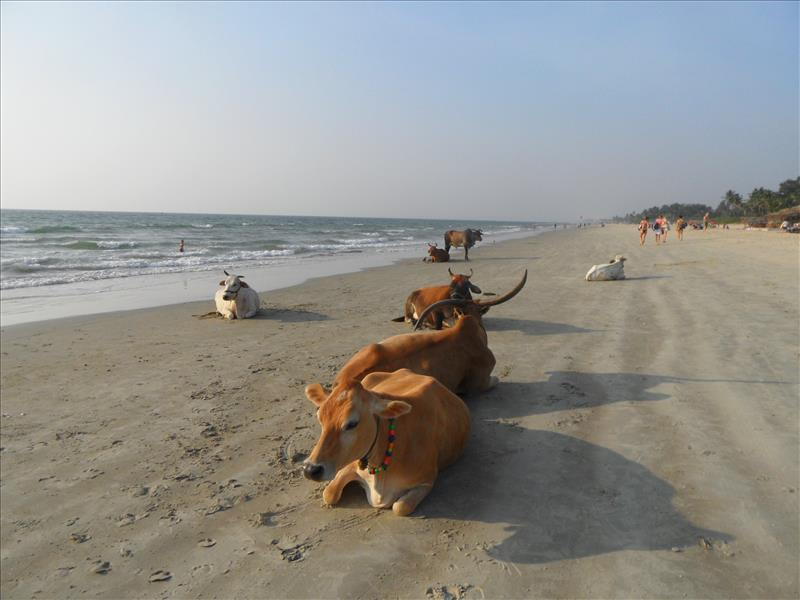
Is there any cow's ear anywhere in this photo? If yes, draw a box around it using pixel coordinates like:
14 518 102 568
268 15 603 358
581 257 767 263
305 383 329 406
469 283 482 294
219 280 226 286
371 395 412 419
239 281 250 288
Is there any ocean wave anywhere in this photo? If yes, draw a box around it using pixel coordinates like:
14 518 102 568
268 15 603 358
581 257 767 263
29 225 82 234
292 239 421 252
98 240 138 249
1 248 297 279
0 261 295 290
332 237 389 244
61 240 139 250
0 211 543 291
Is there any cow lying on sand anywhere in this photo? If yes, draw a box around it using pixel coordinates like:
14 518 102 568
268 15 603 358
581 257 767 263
444 228 483 261
303 369 470 516
307 312 496 400
398 269 528 330
423 243 450 263
215 271 260 319
585 255 626 281
393 268 481 329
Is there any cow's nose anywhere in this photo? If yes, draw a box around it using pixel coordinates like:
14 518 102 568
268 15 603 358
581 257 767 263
303 463 324 481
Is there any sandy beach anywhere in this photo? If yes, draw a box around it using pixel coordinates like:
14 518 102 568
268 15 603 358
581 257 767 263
1 225 797 599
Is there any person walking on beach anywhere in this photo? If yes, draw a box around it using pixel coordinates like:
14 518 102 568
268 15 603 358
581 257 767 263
179 239 185 253
703 212 710 231
661 216 670 243
676 215 686 241
653 215 663 244
638 216 649 245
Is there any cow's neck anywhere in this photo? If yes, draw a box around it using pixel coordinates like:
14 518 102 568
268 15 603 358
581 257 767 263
359 417 393 473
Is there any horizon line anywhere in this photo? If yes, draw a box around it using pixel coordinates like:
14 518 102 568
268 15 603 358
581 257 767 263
0 206 581 224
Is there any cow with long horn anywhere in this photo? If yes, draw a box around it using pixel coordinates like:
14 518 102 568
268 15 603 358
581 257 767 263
304 308 497 440
391 268 482 330
412 269 528 331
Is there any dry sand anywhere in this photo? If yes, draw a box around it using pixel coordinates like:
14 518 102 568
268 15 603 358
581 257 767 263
1 225 798 599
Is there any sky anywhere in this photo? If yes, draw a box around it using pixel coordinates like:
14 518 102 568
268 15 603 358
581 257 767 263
1 1 797 221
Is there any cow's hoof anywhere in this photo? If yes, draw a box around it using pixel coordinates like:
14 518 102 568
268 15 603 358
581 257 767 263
392 501 414 517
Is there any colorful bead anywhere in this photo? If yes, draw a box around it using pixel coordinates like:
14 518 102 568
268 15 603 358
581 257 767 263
364 418 398 475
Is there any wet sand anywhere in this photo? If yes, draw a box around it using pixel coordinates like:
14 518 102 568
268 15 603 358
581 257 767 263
1 226 798 598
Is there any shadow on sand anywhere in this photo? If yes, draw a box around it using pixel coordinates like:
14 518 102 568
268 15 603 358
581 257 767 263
251 307 330 322
410 369 749 563
422 426 731 564
622 275 673 281
485 318 597 336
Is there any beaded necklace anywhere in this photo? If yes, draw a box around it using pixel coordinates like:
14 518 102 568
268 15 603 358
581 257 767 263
358 418 396 475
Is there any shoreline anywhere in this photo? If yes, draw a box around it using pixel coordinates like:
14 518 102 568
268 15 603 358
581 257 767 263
0 228 547 327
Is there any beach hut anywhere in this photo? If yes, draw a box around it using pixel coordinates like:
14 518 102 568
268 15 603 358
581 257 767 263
766 205 800 228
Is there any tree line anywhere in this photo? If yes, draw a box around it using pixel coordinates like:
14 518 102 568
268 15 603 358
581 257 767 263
614 176 799 223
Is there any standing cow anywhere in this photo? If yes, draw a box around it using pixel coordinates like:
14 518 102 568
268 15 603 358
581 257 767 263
444 229 483 261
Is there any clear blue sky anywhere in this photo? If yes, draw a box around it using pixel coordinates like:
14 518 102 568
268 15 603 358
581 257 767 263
1 1 797 220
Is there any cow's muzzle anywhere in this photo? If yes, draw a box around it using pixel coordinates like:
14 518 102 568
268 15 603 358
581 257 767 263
303 462 328 482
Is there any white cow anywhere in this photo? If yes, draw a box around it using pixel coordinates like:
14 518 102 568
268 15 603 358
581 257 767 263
215 271 260 319
585 255 627 281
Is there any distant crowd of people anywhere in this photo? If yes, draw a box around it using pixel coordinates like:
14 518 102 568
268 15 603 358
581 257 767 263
636 211 737 246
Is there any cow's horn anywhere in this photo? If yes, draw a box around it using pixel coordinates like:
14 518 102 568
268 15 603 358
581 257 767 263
474 269 528 308
413 299 469 332
224 270 230 276
448 268 454 276
468 268 473 277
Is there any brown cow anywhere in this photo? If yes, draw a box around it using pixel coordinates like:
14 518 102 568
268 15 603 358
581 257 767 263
392 268 481 329
308 312 496 398
412 269 528 331
423 243 450 263
302 369 470 516
444 228 483 261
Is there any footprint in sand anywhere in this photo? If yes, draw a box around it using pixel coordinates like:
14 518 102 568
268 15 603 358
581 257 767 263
192 564 213 575
148 570 172 582
88 560 111 575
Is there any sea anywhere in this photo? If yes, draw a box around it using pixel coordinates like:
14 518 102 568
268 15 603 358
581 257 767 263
0 210 547 325
0 210 544 290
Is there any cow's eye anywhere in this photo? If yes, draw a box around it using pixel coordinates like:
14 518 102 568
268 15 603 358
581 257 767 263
344 420 359 431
